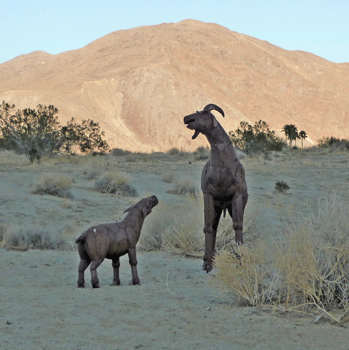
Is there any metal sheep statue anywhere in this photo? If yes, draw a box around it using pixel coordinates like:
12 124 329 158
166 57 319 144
184 104 248 272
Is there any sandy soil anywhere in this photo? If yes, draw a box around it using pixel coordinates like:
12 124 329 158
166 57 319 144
1 149 349 349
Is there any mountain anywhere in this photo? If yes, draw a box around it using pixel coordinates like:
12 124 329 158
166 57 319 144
1 19 349 151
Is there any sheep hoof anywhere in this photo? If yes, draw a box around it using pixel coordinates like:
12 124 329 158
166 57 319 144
92 283 100 288
203 262 213 273
132 279 141 285
77 284 85 288
112 281 121 286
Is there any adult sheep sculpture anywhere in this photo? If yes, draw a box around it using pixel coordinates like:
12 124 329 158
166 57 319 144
76 195 158 288
184 104 248 272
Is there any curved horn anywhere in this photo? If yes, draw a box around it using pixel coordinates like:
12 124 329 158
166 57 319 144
203 104 225 117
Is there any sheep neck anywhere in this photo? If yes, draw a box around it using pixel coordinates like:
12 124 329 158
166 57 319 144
123 210 145 242
205 124 238 168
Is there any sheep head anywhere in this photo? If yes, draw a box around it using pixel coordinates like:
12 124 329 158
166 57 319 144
124 195 159 217
184 104 225 139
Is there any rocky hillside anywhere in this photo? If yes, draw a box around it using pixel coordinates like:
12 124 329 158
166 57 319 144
1 20 348 151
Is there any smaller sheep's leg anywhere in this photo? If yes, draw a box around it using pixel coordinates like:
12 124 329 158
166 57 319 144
112 257 121 286
90 259 104 288
77 259 90 288
128 248 140 285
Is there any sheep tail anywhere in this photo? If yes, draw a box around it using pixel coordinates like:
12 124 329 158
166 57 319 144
75 232 88 244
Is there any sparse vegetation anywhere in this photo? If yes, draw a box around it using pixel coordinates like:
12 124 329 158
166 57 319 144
110 148 132 156
162 170 177 183
31 173 74 199
216 194 349 323
93 171 138 196
229 120 286 155
317 136 349 151
167 177 199 198
0 101 109 162
275 181 290 193
193 146 209 160
0 224 68 250
140 201 203 254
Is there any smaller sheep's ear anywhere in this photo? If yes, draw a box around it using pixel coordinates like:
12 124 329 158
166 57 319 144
123 206 133 214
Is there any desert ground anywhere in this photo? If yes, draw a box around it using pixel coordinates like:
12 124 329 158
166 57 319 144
1 148 349 350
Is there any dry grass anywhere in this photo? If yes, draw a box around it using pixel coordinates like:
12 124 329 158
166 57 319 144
167 177 200 198
215 193 349 323
0 150 29 166
162 170 177 183
140 200 203 255
141 198 256 257
0 224 69 250
93 171 138 196
216 242 282 306
31 173 74 199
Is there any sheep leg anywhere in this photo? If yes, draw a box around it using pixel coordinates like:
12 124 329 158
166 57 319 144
128 248 140 285
77 259 90 288
112 257 121 286
90 259 104 288
230 194 245 245
212 205 223 252
203 194 220 272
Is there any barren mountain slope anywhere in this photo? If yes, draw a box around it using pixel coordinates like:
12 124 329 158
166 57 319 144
1 20 348 151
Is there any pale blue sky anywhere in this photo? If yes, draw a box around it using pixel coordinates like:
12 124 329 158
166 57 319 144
1 0 348 64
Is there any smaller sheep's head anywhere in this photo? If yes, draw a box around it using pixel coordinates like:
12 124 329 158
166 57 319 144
124 195 159 217
184 104 225 140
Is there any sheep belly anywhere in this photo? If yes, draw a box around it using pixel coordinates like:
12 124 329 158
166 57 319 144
106 238 129 257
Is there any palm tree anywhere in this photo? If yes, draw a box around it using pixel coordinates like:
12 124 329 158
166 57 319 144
289 125 298 147
299 130 307 148
281 124 292 146
282 124 298 147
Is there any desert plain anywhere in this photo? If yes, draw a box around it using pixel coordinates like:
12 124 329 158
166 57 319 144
0 147 349 350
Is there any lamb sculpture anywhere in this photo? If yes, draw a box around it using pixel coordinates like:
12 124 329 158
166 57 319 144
76 195 158 288
184 104 248 272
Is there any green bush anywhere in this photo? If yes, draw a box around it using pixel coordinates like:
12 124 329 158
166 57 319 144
0 101 109 162
317 136 349 150
229 120 286 155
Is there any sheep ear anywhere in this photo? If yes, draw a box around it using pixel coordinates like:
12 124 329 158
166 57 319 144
123 206 133 214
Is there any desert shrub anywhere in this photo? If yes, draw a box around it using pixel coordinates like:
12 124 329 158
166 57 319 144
229 120 286 155
275 181 290 193
0 101 109 162
317 136 349 151
166 147 190 158
193 146 209 161
168 177 199 198
216 243 282 306
140 201 203 254
162 170 177 183
1 225 67 250
82 167 101 180
111 148 132 156
93 172 138 196
216 194 349 322
167 147 183 156
31 173 74 199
